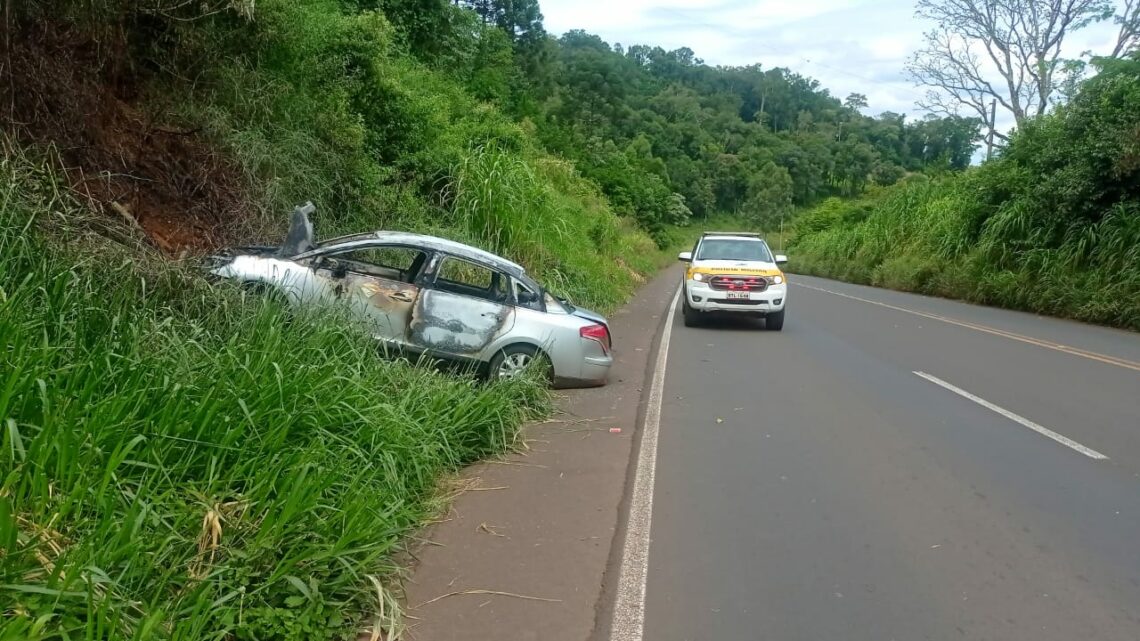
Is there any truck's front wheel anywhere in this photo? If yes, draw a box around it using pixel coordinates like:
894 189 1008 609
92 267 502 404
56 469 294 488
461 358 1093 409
765 308 785 331
682 295 700 327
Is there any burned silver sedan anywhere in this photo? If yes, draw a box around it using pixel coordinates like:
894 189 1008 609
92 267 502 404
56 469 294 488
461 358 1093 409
206 203 614 387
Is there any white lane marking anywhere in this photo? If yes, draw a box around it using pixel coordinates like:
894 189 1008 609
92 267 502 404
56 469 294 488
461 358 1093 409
610 284 682 641
913 371 1108 460
795 281 1140 373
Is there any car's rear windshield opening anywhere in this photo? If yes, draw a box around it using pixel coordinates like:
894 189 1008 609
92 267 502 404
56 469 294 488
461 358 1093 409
697 239 773 262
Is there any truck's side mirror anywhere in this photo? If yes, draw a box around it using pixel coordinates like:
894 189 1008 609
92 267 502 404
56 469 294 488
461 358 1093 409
774 254 788 265
678 251 692 262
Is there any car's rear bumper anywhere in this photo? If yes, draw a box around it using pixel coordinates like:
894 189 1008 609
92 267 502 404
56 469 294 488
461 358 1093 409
555 355 611 388
578 352 614 384
686 280 786 313
548 338 612 388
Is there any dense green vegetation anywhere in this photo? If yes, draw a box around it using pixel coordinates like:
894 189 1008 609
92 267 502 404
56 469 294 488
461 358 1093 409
791 54 1140 329
528 33 979 234
0 151 548 640
408 0 980 234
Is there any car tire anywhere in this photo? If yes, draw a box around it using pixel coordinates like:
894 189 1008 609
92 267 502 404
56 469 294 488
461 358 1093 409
489 344 553 383
766 308 785 331
682 295 700 327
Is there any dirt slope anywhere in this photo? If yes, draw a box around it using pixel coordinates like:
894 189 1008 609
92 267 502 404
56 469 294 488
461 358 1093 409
2 22 252 255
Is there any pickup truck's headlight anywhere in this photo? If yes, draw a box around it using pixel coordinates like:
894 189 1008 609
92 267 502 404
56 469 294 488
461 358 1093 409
691 272 708 282
770 275 784 285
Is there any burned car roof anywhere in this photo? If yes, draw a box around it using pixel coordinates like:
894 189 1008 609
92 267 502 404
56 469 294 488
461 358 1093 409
301 231 527 277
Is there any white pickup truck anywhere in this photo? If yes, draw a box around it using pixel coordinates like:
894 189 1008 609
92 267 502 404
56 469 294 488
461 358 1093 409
678 232 788 330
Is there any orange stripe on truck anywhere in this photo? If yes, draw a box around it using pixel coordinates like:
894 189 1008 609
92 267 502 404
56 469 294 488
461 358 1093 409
686 267 784 279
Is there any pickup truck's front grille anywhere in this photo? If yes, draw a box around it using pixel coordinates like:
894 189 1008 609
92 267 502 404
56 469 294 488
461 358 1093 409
709 275 768 292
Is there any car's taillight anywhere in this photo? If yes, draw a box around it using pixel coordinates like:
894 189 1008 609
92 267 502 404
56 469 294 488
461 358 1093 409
580 323 611 354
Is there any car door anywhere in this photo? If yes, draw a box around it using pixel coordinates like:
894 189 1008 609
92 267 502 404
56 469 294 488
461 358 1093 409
310 244 428 345
409 254 515 359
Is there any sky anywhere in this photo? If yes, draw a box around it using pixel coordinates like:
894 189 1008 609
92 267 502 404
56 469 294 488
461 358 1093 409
539 0 1124 135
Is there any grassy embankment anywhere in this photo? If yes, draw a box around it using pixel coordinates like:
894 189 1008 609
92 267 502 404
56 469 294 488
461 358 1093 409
789 55 1140 330
0 146 559 641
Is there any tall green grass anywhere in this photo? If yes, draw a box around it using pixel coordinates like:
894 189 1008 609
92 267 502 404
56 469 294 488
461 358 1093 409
0 152 548 640
789 177 1140 328
446 144 663 311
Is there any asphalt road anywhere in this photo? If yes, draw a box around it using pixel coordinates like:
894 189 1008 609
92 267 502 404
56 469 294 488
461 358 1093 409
641 274 1140 641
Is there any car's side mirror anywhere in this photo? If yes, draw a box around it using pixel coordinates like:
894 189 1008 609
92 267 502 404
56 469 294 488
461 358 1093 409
678 251 692 262
774 254 788 265
518 291 539 305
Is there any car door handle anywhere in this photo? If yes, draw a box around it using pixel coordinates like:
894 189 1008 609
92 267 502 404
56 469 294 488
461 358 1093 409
389 291 414 302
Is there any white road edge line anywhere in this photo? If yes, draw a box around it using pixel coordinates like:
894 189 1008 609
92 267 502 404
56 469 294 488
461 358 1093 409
913 371 1108 461
610 284 682 641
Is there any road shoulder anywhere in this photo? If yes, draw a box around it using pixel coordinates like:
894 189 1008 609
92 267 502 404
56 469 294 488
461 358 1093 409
399 266 683 640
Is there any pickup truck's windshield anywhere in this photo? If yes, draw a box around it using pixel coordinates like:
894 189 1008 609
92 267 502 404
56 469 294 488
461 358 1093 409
696 239 773 262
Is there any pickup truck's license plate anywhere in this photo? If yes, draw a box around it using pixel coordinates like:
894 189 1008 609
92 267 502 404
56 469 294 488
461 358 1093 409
726 291 750 300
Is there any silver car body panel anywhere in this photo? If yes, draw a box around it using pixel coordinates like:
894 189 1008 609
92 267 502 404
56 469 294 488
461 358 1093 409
410 289 515 357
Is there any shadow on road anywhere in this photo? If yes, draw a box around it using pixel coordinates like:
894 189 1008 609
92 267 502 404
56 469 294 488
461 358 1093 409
676 311 773 332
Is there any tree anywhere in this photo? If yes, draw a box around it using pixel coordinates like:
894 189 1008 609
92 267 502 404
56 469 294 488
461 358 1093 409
743 162 794 229
906 0 1116 144
871 162 907 186
999 52 1140 223
830 139 877 194
844 92 869 110
1111 0 1140 56
905 114 983 169
458 0 552 87
459 0 545 43
467 25 515 102
356 0 452 59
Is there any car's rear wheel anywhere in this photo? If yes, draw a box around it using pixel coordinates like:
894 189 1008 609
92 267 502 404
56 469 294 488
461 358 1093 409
766 308 785 331
682 295 700 327
489 344 553 383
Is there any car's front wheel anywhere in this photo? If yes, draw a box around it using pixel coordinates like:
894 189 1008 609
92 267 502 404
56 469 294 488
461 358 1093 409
489 344 553 383
765 308 785 331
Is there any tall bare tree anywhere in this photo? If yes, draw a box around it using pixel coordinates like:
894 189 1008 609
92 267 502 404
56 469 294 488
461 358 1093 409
1111 0 1140 56
907 0 1119 143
